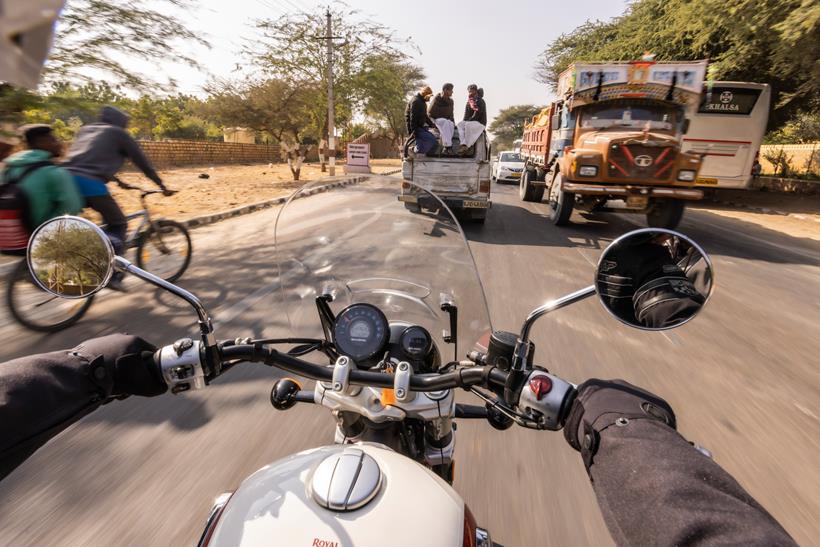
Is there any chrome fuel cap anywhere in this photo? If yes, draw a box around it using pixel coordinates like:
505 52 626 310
310 448 383 511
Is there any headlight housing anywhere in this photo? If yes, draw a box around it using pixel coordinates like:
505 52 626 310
578 165 598 177
677 169 696 181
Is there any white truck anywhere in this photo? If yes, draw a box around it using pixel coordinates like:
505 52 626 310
400 133 492 224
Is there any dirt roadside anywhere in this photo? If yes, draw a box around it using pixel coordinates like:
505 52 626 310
691 189 819 241
107 159 402 221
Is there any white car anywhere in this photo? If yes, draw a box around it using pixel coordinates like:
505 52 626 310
491 151 524 184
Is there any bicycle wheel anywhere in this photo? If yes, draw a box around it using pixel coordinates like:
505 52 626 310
135 220 192 282
5 260 95 332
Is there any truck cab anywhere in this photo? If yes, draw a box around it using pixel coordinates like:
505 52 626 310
520 60 708 229
400 132 492 224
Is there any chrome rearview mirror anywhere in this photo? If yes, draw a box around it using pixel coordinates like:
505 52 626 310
509 228 714 372
27 215 218 355
27 216 114 298
595 228 714 330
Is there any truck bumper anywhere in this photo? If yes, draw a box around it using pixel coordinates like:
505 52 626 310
562 182 703 201
399 194 491 212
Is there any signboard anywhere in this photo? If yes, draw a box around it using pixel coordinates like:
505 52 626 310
345 143 371 174
698 86 761 115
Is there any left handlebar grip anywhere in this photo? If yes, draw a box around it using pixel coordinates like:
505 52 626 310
156 338 206 394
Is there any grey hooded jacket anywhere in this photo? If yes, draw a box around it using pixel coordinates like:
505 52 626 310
64 106 162 186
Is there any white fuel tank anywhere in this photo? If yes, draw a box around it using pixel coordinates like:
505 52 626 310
207 443 465 547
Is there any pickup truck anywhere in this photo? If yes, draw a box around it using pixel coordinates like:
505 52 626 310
400 132 492 224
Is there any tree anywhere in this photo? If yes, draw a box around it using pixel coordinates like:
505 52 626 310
203 78 321 143
46 0 209 92
247 4 417 144
358 54 425 146
534 0 820 131
489 104 544 151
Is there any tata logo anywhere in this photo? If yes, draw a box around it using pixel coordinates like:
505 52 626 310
634 155 653 167
720 91 733 103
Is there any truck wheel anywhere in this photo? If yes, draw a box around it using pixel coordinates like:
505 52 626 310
647 199 685 229
548 173 574 226
519 168 543 202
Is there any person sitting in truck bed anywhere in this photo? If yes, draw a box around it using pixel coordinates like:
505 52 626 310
404 86 437 157
428 83 455 153
457 84 487 152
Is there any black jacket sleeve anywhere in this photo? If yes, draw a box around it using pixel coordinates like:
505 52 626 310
589 419 796 546
0 348 110 479
116 128 162 185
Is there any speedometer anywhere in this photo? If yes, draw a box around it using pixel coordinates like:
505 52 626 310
332 304 390 366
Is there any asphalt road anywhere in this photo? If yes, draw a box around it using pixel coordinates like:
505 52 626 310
1 176 818 546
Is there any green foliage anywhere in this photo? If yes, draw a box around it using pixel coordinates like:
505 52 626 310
46 0 209 93
248 3 418 140
764 111 820 144
535 0 820 130
489 104 544 151
358 54 426 143
203 78 322 142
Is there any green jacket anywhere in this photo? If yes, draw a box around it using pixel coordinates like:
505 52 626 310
2 149 84 227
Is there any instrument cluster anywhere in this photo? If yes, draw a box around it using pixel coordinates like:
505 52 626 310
332 304 435 369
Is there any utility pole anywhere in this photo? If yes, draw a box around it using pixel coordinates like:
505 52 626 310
325 8 336 176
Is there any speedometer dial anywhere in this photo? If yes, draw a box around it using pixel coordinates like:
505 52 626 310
332 304 390 366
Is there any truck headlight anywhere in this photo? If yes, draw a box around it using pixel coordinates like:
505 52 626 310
677 170 696 181
578 165 598 177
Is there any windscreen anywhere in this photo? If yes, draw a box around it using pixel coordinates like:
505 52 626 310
580 101 678 131
274 177 492 361
499 153 522 162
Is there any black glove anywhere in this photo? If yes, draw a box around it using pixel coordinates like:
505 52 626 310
564 379 675 470
71 334 167 397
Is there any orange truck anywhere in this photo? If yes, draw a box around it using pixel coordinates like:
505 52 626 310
519 60 708 228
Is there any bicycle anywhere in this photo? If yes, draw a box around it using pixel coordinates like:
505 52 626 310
5 179 193 332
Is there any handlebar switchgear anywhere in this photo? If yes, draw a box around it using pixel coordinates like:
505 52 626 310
156 338 206 393
516 370 576 430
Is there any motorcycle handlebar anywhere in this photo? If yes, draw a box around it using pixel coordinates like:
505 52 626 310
155 339 572 431
218 344 509 392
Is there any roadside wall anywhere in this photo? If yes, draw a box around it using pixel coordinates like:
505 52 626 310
135 140 281 169
759 143 819 177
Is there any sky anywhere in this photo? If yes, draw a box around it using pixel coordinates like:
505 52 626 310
155 0 630 127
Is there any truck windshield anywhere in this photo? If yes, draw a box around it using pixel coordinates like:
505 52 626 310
580 102 677 131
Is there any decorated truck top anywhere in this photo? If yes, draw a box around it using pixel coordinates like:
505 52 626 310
557 60 708 110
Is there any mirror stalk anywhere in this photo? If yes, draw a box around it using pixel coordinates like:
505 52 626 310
113 256 217 349
511 285 596 371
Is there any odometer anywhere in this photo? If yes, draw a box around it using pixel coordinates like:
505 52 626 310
332 304 390 366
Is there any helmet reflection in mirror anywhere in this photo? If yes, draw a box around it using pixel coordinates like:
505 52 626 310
27 216 115 299
596 228 713 330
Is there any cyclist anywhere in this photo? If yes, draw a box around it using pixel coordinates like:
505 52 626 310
64 106 172 290
1 124 83 253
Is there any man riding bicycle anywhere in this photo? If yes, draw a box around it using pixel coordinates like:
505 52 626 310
64 106 173 290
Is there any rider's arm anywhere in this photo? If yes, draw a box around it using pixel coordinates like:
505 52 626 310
0 334 165 481
564 380 796 546
115 129 164 187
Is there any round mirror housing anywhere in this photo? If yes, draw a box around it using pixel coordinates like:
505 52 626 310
596 228 714 330
27 216 114 299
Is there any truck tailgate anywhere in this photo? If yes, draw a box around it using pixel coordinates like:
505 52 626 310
403 160 488 194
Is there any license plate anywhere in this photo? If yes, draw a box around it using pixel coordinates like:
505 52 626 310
696 177 718 186
463 200 489 209
626 195 649 208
